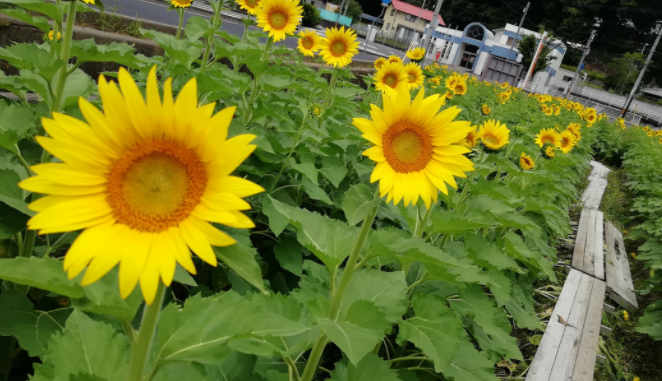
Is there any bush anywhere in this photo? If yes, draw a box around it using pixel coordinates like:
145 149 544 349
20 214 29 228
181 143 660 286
301 3 321 27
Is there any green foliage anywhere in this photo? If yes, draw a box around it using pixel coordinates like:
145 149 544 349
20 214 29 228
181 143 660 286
605 52 646 94
301 3 321 27
518 34 555 75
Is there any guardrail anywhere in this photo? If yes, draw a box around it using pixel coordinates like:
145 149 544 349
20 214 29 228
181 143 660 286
547 89 643 126
568 86 662 126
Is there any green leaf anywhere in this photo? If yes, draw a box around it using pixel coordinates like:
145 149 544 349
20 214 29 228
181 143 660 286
343 269 407 322
317 300 390 365
503 231 555 279
0 0 62 23
319 156 347 188
158 292 308 364
173 264 197 286
58 69 95 109
32 310 130 381
19 69 53 104
0 201 30 239
184 16 212 41
0 7 50 32
328 354 402 381
0 257 85 298
0 43 53 72
273 235 303 276
504 275 542 330
139 28 201 64
441 340 497 381
0 100 36 150
269 197 357 271
0 289 71 358
464 194 514 214
298 177 333 205
289 153 318 184
636 302 662 339
70 40 143 68
261 75 295 92
342 184 380 226
71 269 143 323
262 195 290 237
213 228 265 292
397 294 465 372
465 233 520 272
431 210 497 235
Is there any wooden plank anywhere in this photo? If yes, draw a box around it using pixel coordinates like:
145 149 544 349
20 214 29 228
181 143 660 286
573 209 590 271
606 225 639 311
614 229 638 309
583 210 597 275
605 221 618 293
549 273 595 381
603 303 615 314
594 211 605 280
525 270 583 381
600 325 612 337
572 279 606 381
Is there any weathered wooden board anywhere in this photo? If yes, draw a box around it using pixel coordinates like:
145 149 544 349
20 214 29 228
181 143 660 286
572 279 607 380
605 221 638 311
572 209 605 280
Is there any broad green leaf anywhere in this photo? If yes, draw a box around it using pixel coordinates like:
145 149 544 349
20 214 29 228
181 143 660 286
213 228 265 292
58 69 94 109
504 275 542 330
0 0 62 24
291 260 331 305
289 153 318 184
319 156 347 188
0 8 50 32
273 235 303 276
397 294 465 372
463 194 514 214
262 195 290 236
465 233 521 272
441 340 497 381
0 257 85 298
343 269 407 322
71 269 143 323
431 210 497 235
32 310 130 381
317 300 389 365
0 290 71 358
0 201 30 239
0 100 36 150
269 197 357 271
140 28 201 64
328 354 402 381
298 177 333 205
503 231 555 280
261 75 295 92
19 69 52 104
70 40 143 68
185 16 212 41
342 184 380 226
173 264 197 286
636 302 662 339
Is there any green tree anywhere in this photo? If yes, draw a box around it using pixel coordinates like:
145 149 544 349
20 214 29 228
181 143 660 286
302 3 322 27
606 52 646 95
518 34 555 75
346 0 363 24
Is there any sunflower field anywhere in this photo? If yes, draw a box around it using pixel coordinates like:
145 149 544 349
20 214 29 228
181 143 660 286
0 0 636 380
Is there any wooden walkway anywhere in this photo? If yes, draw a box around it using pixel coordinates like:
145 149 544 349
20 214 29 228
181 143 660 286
526 161 638 381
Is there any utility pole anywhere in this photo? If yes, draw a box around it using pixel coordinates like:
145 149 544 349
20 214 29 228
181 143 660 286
406 0 427 50
420 0 443 59
507 2 530 62
520 31 547 90
621 21 662 117
565 20 600 98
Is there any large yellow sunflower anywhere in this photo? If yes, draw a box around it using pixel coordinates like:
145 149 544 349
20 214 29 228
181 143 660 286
353 88 474 208
236 0 260 14
172 0 194 7
567 122 581 133
297 29 321 56
374 57 387 70
478 120 509 150
482 104 490 115
406 47 426 61
558 130 576 153
319 26 360 67
374 61 408 94
543 145 556 159
255 0 302 42
453 81 467 95
535 128 560 148
519 153 535 170
388 55 402 65
20 67 263 304
404 62 424 90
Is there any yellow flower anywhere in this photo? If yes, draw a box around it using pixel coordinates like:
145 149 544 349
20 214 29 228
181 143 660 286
297 29 321 56
535 128 560 148
519 153 535 170
647 131 654 137
19 67 264 304
255 0 302 42
374 57 387 69
478 120 509 151
543 145 556 159
79 0 95 3
544 107 554 116
453 81 467 95
482 104 490 115
572 129 581 142
388 55 402 65
623 310 629 321
558 130 576 153
236 0 260 13
500 82 509 89
428 76 441 86
460 125 479 148
406 47 426 61
172 0 194 7
633 377 640 381
445 91 454 100
445 73 462 91
47 30 61 41
631 252 637 258
567 122 581 133
403 62 424 90
319 26 359 67
659 138 662 144
374 61 408 95
353 88 474 207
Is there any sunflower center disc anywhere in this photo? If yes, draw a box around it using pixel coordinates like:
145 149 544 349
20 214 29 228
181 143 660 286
107 140 208 232
384 74 398 87
246 0 258 6
561 137 570 147
482 134 499 146
302 38 314 49
331 41 347 57
407 73 416 82
541 136 554 145
269 11 287 29
383 121 432 173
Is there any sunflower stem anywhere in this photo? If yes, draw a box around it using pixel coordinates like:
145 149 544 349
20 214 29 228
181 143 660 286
200 0 223 73
323 66 339 108
413 203 434 239
51 0 77 113
299 191 380 381
176 8 185 39
454 150 484 212
270 112 310 191
127 282 166 381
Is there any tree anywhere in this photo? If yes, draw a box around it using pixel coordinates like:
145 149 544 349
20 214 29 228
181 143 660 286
606 52 646 94
346 0 363 24
518 34 555 76
302 3 321 27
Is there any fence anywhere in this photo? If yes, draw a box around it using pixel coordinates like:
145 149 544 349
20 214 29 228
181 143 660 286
318 9 352 27
547 89 643 126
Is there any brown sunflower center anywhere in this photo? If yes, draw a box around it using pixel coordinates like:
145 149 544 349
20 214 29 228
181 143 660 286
302 37 314 49
246 0 258 7
330 40 347 57
384 73 398 88
561 137 570 147
107 140 207 233
407 73 416 82
541 135 555 145
269 10 288 29
383 121 432 173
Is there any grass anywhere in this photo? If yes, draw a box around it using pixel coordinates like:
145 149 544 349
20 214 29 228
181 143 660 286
93 6 144 38
594 166 662 381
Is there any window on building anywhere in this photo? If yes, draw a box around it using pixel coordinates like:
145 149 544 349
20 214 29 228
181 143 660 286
405 14 414 21
385 23 391 30
562 75 573 82
390 8 395 16
465 24 484 41
506 37 514 46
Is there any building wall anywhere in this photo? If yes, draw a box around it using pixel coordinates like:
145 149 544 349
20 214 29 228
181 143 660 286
381 5 429 36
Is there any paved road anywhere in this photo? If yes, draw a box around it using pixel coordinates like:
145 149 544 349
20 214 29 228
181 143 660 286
106 0 404 62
